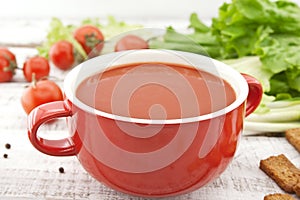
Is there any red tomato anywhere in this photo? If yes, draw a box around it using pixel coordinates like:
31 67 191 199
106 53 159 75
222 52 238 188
0 48 17 82
21 79 63 115
49 40 75 70
0 57 13 82
114 35 149 52
73 25 104 57
0 48 16 61
23 56 50 82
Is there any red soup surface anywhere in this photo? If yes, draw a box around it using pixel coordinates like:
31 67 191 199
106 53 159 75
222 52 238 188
76 62 236 119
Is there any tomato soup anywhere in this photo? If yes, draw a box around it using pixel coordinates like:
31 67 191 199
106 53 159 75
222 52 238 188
76 62 236 119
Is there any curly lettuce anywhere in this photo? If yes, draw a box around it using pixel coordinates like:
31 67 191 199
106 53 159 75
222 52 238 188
150 0 300 99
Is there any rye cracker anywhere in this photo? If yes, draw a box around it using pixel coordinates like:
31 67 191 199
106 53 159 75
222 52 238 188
259 154 300 193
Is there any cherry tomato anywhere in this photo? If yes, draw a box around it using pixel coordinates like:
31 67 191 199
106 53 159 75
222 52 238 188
0 48 17 82
23 56 50 82
73 25 104 57
21 79 63 115
0 48 16 61
0 57 13 82
114 35 149 52
49 40 75 70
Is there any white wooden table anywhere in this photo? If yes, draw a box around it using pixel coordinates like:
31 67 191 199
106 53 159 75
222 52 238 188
0 18 299 200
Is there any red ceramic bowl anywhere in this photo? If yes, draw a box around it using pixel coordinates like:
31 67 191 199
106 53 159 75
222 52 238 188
27 50 262 197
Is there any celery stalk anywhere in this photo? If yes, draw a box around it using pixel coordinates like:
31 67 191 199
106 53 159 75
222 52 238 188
245 121 300 133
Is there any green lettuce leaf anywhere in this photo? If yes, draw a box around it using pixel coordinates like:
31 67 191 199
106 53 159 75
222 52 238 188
255 34 300 97
212 0 300 57
189 13 210 33
148 23 222 58
190 0 300 100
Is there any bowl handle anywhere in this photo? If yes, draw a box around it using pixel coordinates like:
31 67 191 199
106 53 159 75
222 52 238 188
27 101 77 156
242 73 263 117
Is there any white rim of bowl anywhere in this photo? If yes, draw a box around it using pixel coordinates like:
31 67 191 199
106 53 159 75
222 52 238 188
64 49 248 124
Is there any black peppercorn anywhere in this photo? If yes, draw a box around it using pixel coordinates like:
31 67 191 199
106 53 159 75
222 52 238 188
5 143 11 149
3 154 8 158
59 167 64 173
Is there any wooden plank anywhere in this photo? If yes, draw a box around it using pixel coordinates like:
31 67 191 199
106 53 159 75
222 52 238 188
0 125 299 200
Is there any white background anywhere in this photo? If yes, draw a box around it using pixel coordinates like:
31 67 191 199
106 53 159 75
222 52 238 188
0 0 236 20
1 0 300 20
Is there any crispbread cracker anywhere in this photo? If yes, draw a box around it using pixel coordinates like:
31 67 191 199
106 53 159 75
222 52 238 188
286 128 300 153
293 182 300 197
259 154 300 193
264 193 296 200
